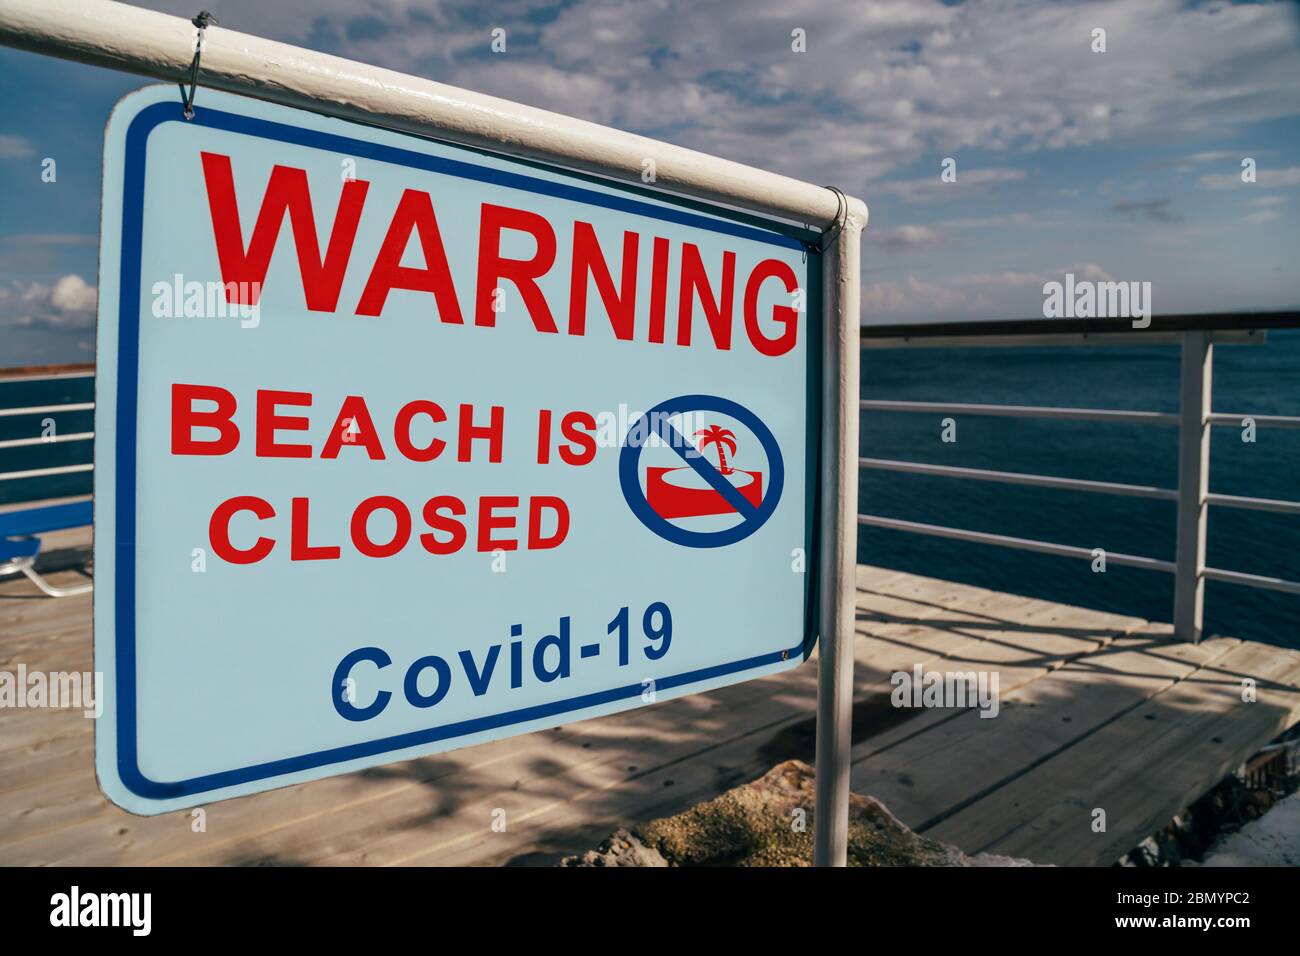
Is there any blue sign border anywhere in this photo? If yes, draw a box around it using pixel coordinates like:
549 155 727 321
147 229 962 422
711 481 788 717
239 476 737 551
112 98 819 801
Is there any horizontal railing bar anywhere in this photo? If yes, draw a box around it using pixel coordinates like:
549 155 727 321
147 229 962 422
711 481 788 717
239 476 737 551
860 399 1179 425
857 513 1176 573
0 464 94 481
0 371 95 384
860 310 1300 341
0 402 94 417
1204 567 1300 597
1208 412 1300 430
861 330 1264 350
0 362 95 381
1206 492 1300 516
0 432 93 450
860 457 1178 500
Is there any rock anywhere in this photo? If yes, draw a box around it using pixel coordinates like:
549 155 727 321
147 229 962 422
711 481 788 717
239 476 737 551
1202 792 1300 867
560 760 1042 867
559 828 668 867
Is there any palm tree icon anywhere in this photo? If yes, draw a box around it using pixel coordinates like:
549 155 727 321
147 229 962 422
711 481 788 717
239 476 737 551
693 425 738 475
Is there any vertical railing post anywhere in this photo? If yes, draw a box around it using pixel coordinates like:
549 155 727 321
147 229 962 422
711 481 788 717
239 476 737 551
1173 330 1212 643
813 208 862 867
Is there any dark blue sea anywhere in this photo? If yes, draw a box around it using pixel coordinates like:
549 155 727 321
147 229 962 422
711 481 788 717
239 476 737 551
3 332 1297 648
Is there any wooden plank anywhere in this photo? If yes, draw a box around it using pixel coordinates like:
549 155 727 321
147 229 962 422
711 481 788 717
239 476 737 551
0 712 91 769
0 768 104 845
843 602 1147 825
0 600 91 638
859 596 1137 686
927 639 1300 865
851 631 1239 831
855 571 1002 629
858 600 1148 735
0 739 94 797
853 598 1044 687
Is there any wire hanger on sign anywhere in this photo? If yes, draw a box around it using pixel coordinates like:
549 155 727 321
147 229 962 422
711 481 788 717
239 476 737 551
800 185 848 261
179 11 219 120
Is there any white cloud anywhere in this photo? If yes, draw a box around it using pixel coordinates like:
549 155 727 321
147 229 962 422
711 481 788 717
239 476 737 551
939 212 1037 230
871 168 1027 204
862 262 1113 323
870 224 944 252
0 233 96 246
0 134 34 159
1243 210 1281 225
1185 151 1241 164
55 0 1300 332
862 276 974 321
50 274 97 312
0 274 97 330
127 0 1300 197
1198 165 1300 190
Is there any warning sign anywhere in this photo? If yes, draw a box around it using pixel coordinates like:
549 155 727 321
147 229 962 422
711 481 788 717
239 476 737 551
93 87 819 813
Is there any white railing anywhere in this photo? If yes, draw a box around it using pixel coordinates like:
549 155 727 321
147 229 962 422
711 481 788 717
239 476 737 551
0 372 95 482
859 313 1300 640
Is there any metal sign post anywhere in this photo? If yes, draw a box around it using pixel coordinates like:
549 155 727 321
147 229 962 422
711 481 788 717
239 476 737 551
0 0 864 860
815 219 861 867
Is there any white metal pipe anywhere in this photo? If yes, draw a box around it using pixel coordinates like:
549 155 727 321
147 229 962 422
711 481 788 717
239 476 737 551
0 402 95 417
0 463 94 481
859 456 1178 500
0 431 94 449
1204 566 1300 597
1173 331 1212 643
0 371 95 383
860 399 1178 426
1208 412 1300 430
16 560 94 597
857 513 1177 574
814 220 861 868
0 0 867 230
860 513 1300 594
1206 492 1300 516
860 329 1261 349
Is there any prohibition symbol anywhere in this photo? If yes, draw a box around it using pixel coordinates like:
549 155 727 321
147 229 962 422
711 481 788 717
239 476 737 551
619 394 784 548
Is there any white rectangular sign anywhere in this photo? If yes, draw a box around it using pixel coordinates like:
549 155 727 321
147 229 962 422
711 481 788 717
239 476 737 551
94 86 820 813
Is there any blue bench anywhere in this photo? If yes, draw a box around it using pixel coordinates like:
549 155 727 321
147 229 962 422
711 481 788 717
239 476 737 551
0 500 93 596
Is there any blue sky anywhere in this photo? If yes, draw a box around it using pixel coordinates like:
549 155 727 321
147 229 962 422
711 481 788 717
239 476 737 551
1 0 1298 365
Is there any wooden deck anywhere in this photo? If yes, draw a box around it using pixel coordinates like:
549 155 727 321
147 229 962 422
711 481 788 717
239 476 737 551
3 528 1300 866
